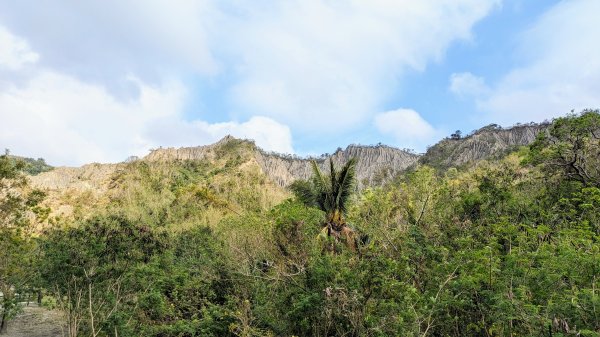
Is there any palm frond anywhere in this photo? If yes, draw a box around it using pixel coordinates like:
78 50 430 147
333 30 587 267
329 158 337 190
335 157 357 213
311 160 327 190
289 180 316 207
311 160 330 212
328 158 338 212
298 158 357 219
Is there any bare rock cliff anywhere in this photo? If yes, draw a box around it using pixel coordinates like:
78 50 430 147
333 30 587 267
143 135 237 162
29 122 547 196
256 145 419 187
143 136 419 187
420 123 547 168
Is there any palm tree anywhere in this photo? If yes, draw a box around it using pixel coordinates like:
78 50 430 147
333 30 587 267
291 157 358 251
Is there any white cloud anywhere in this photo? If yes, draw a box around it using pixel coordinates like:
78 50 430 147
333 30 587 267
0 70 293 165
0 71 180 165
374 108 439 151
0 27 292 166
144 116 293 154
478 0 600 123
0 25 38 70
0 2 218 78
225 0 501 130
0 2 502 163
449 72 489 97
0 1 500 130
222 117 292 154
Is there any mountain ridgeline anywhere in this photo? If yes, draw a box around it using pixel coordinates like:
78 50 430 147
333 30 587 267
29 122 549 195
141 135 419 187
134 122 548 186
419 122 548 169
26 122 548 222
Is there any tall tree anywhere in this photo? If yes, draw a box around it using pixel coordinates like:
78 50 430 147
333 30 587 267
0 151 46 335
529 109 600 187
291 158 358 251
39 214 166 337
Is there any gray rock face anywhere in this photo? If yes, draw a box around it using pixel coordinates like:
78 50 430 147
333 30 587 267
143 135 237 162
134 123 545 187
143 136 419 187
29 122 548 193
256 145 419 187
420 123 548 168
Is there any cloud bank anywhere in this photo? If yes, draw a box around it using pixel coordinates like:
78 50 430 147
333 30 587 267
0 66 292 165
0 26 38 71
450 0 600 124
374 109 441 152
0 1 500 165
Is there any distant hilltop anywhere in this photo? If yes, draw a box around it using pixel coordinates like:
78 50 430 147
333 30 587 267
28 121 548 197
143 122 547 186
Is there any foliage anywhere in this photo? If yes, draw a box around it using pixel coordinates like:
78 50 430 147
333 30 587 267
291 158 359 253
21 157 53 175
107 150 288 229
0 151 46 334
39 214 168 336
7 111 600 336
133 226 236 336
529 109 600 187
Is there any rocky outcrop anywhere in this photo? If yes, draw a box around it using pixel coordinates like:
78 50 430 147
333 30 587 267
139 135 420 187
143 135 238 162
143 136 419 186
29 122 548 194
142 136 419 187
256 145 419 187
420 123 548 169
29 163 121 193
28 163 122 220
256 123 546 186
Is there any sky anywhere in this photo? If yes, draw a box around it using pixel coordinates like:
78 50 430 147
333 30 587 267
1 0 599 166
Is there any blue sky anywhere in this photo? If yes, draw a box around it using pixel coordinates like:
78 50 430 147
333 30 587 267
1 0 599 165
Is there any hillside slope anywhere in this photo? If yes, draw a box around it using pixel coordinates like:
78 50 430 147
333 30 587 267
28 122 549 221
256 144 418 187
144 135 420 187
29 138 287 224
420 123 547 169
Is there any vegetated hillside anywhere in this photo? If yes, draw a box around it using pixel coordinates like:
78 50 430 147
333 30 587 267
111 137 289 228
29 137 289 225
420 122 548 169
6 154 53 175
28 121 549 205
146 135 419 187
27 123 548 221
4 110 600 337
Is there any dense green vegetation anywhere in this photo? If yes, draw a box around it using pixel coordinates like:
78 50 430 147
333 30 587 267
5 152 53 175
1 111 599 336
0 151 48 334
291 158 359 251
